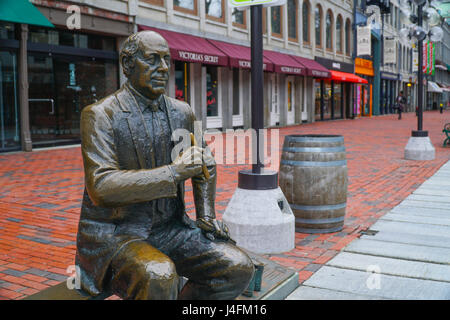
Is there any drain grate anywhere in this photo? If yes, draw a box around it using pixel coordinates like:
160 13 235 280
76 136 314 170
359 229 379 236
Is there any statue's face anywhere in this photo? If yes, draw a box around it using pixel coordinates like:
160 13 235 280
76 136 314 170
129 33 170 99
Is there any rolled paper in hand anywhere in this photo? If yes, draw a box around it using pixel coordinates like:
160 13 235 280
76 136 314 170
190 133 210 179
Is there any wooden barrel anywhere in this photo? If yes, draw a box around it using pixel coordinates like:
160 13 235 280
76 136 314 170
279 135 348 233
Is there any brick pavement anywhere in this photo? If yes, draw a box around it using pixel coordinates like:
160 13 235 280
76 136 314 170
0 110 449 299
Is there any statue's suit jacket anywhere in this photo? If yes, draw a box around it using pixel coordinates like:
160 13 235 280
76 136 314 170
75 85 216 296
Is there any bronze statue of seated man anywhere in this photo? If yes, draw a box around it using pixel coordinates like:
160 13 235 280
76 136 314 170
75 31 254 300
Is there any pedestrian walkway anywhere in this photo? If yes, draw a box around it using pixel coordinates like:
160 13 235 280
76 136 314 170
287 160 450 300
0 110 449 299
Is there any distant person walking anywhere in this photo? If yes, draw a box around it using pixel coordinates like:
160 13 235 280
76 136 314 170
440 103 444 114
396 91 405 120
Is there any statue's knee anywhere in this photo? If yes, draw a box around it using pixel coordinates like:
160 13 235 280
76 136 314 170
138 259 178 299
143 259 177 281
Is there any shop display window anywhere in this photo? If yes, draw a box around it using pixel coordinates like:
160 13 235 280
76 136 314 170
0 22 16 40
0 51 20 152
29 26 115 51
206 66 219 117
175 61 190 103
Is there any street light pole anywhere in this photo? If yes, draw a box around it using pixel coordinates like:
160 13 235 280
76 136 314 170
417 4 424 133
251 4 264 174
404 0 435 160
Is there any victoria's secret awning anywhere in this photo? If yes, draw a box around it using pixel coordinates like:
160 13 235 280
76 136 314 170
138 25 228 66
290 56 331 78
263 50 306 76
330 70 368 84
207 39 274 72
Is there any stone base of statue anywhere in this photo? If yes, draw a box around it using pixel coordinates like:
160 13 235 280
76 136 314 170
222 170 295 254
404 131 435 161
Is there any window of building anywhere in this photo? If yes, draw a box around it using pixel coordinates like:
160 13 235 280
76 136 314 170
302 1 310 44
174 0 198 15
232 69 240 116
206 0 225 23
141 0 164 6
325 10 333 51
175 61 190 103
336 15 343 53
345 19 351 55
0 22 16 40
287 0 298 41
232 8 246 28
206 66 219 117
271 6 282 38
29 26 115 51
0 51 20 152
315 5 322 48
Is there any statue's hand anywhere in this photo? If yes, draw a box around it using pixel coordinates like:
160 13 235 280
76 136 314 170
169 146 208 183
197 217 235 244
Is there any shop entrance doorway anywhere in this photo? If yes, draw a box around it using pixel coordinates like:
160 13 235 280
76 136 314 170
28 53 118 147
286 77 295 125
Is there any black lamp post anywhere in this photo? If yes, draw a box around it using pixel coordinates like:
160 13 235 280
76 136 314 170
399 0 443 160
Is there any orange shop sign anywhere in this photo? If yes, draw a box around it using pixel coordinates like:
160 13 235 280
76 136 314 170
355 58 374 77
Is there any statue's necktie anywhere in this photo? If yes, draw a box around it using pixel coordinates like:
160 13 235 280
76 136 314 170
147 103 168 167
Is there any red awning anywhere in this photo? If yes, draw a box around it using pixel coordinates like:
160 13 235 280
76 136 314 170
290 56 331 78
330 70 368 84
263 50 306 75
138 25 228 66
207 39 274 72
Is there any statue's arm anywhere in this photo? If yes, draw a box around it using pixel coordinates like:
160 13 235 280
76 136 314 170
188 110 217 221
81 106 178 208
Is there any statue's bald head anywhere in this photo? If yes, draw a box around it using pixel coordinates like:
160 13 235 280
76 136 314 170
120 31 170 78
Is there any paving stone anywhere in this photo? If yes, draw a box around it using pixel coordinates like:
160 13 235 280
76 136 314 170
361 230 450 249
391 205 450 217
380 212 450 227
286 286 385 300
327 252 450 283
369 220 450 239
302 266 450 300
344 239 450 264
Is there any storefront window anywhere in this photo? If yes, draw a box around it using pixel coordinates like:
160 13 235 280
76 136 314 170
323 80 332 120
288 81 292 112
0 51 20 152
271 6 282 37
287 0 297 41
28 53 118 146
206 0 223 21
0 22 16 40
314 79 321 120
29 26 115 51
175 61 190 103
302 1 310 43
334 82 342 119
232 69 240 116
206 66 218 117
